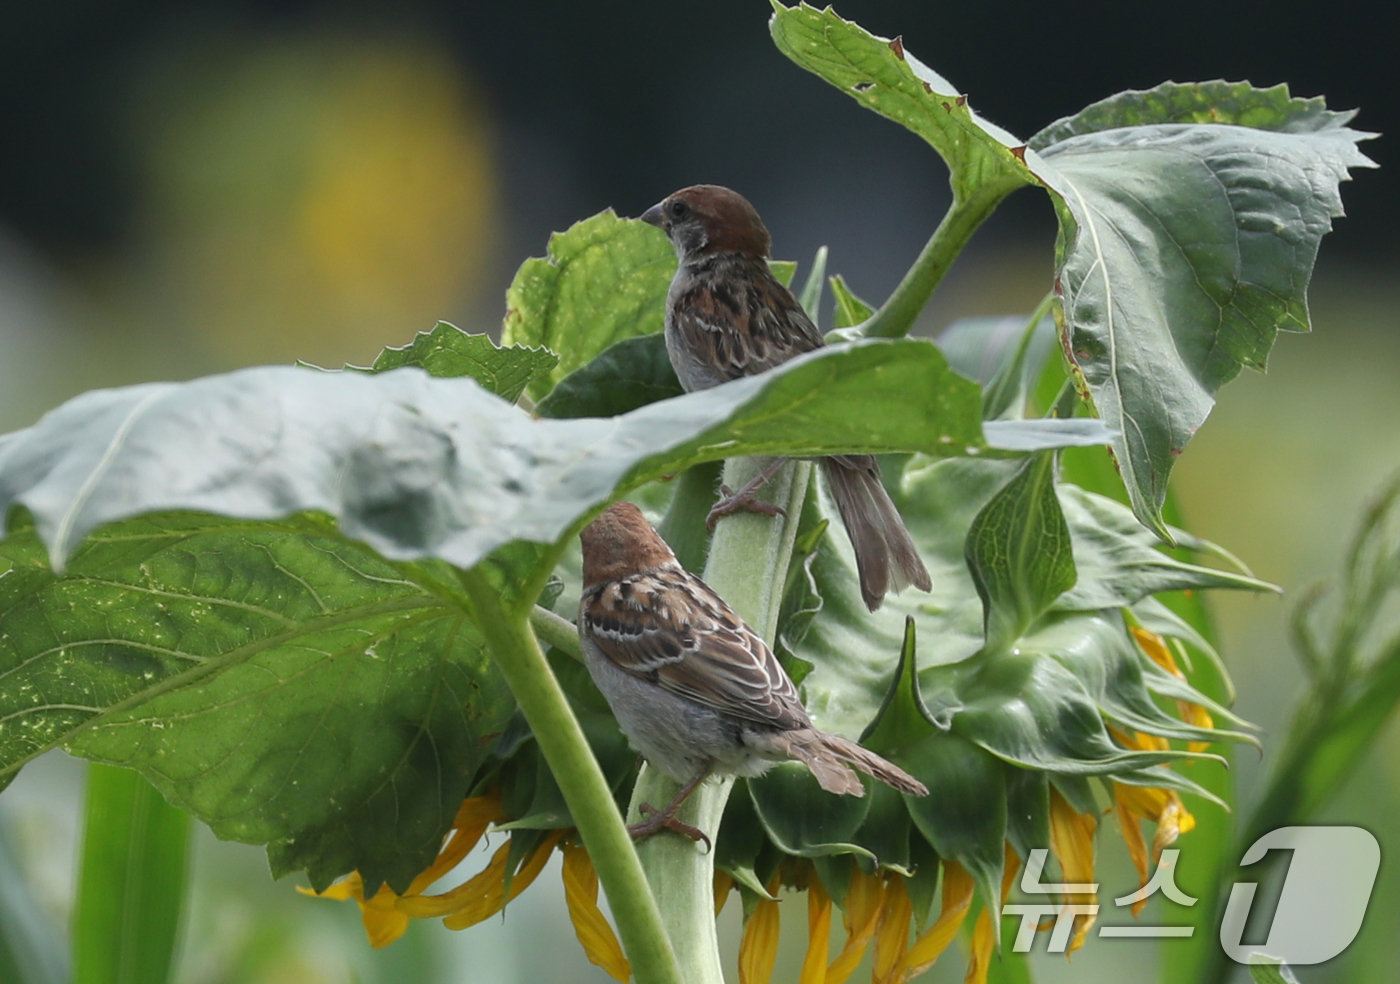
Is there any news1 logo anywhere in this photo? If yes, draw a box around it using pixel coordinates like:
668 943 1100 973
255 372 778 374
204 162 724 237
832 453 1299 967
1002 825 1380 965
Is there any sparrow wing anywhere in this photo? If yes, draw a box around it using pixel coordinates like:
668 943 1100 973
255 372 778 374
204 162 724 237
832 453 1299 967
581 567 809 731
671 257 824 382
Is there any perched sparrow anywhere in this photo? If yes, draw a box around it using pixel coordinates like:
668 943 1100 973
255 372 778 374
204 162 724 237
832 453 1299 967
579 501 927 844
640 184 932 612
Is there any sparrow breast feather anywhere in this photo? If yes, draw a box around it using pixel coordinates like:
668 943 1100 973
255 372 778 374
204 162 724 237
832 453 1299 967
640 184 932 612
579 501 926 844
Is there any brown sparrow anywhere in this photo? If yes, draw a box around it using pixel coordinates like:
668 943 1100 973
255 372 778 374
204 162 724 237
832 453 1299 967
578 501 927 845
640 184 932 611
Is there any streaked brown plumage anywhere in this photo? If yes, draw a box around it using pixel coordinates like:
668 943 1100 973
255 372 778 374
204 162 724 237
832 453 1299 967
578 501 927 842
640 184 932 611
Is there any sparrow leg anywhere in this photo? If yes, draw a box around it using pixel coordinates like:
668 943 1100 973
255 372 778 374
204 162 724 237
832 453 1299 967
706 458 789 530
627 767 713 850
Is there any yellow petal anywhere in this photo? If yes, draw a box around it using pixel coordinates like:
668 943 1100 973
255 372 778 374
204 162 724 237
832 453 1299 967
360 884 413 949
964 906 995 984
714 871 734 918
561 842 631 983
823 863 884 984
1131 627 1181 677
893 859 974 982
739 874 783 984
1000 843 1021 901
1179 700 1215 754
1049 788 1098 955
1151 793 1196 857
441 830 562 930
405 791 505 895
299 871 365 902
798 875 832 984
1112 783 1152 916
398 839 510 919
871 874 912 984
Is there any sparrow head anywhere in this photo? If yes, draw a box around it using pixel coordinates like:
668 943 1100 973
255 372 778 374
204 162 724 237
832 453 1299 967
639 185 772 261
580 501 678 586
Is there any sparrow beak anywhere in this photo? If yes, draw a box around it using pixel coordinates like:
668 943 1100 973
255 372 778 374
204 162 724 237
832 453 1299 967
639 200 667 229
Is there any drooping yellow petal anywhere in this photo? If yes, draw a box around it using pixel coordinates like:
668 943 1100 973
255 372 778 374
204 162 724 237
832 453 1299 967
397 839 511 919
894 859 975 982
739 874 783 984
1112 784 1152 915
959 846 1022 984
404 791 505 895
1152 793 1195 856
441 830 562 930
964 906 1004 984
798 875 832 984
1131 626 1180 675
1049 788 1098 955
715 870 735 917
359 884 413 949
1113 779 1197 916
871 874 912 984
964 905 995 984
561 842 631 983
298 790 507 948
1179 700 1215 754
1129 628 1218 752
823 863 884 984
299 871 365 902
299 872 410 948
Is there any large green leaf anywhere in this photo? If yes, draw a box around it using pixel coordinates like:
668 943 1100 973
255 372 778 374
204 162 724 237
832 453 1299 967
1029 88 1375 536
0 516 513 892
772 9 1373 536
0 339 1108 575
500 210 674 401
770 2 1035 204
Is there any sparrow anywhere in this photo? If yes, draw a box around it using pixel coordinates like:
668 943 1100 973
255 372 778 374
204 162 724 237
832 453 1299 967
579 501 927 845
640 184 932 612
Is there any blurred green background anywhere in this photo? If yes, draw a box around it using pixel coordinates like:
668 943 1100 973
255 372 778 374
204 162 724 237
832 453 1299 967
1 1 1394 982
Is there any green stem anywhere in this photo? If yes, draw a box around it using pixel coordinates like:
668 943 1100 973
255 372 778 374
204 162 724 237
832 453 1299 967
530 604 582 662
859 190 1004 340
458 570 682 984
73 765 189 984
630 457 813 984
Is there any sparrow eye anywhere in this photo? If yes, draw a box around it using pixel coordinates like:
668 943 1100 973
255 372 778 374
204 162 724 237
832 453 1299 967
667 200 690 219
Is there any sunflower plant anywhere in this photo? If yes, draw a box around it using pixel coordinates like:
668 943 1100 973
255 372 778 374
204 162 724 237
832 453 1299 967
0 4 1378 984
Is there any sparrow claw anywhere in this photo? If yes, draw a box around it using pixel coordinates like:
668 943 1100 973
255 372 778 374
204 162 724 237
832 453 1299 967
706 485 787 531
627 806 712 851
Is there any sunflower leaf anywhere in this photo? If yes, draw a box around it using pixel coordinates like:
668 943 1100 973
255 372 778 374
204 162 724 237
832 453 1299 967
502 210 675 402
1030 85 1376 536
0 516 514 894
365 322 557 401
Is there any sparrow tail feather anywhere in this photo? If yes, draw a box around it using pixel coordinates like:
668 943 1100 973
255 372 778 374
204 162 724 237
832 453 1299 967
772 729 928 798
821 457 932 612
816 732 929 797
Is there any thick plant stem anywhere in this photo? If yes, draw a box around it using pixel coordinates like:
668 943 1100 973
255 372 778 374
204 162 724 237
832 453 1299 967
530 604 582 662
631 457 813 984
459 571 683 984
859 190 1004 340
